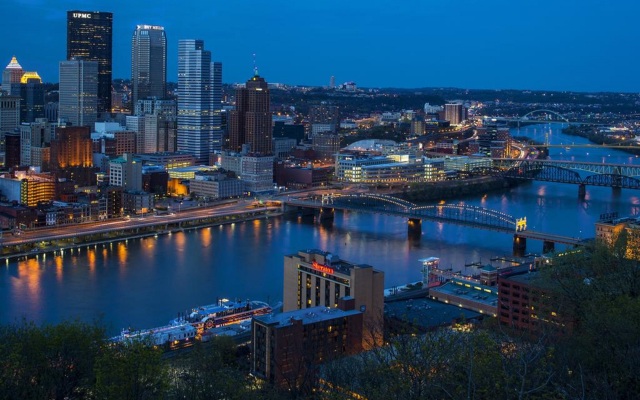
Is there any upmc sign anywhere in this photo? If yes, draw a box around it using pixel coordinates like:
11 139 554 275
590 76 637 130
73 13 92 18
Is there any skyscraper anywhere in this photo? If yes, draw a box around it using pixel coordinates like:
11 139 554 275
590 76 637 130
59 59 98 128
177 39 222 164
228 71 272 155
131 25 167 107
67 11 112 113
2 56 23 95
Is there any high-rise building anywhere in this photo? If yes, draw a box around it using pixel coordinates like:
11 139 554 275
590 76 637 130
20 118 50 167
283 249 385 348
0 95 21 152
67 11 113 113
444 103 465 125
17 72 45 123
5 131 20 168
228 71 272 155
131 25 167 107
2 57 24 95
177 39 222 164
59 60 98 128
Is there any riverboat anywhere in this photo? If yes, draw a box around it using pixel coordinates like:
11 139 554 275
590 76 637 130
173 298 272 331
112 322 197 350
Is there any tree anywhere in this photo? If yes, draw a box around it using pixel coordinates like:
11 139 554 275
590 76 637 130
0 319 105 400
94 340 168 400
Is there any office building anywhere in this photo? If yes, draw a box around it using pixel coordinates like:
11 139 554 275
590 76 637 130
16 72 45 123
67 10 112 113
0 170 56 207
5 132 20 168
59 59 98 128
228 72 272 155
20 118 51 167
177 39 222 164
109 154 142 191
131 25 167 106
0 95 20 153
309 103 340 136
135 98 177 153
2 57 23 95
251 298 363 388
283 249 384 348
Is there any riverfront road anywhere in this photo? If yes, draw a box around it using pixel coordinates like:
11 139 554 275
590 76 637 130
0 201 280 248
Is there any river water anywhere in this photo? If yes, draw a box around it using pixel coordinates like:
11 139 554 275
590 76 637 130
2 123 639 334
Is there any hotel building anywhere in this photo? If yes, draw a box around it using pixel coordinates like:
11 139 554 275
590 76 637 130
283 249 384 347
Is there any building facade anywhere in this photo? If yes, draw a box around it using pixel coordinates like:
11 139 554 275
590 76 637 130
228 73 272 155
67 10 112 113
251 298 363 387
283 249 384 348
59 59 98 128
131 25 167 106
176 39 222 164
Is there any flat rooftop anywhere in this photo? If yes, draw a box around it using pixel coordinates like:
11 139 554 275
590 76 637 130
385 297 481 329
429 278 498 308
254 305 361 327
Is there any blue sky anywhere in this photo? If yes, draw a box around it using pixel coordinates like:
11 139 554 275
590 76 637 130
1 0 639 92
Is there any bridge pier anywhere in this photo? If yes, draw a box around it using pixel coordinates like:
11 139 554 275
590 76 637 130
317 207 335 223
408 218 422 238
578 184 586 199
542 240 555 254
513 235 526 257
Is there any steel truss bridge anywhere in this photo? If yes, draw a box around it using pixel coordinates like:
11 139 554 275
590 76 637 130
490 159 640 189
287 193 518 233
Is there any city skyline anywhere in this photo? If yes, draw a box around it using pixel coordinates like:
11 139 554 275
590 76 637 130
2 0 640 93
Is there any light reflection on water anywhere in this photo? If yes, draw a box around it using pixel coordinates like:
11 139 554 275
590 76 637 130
1 123 640 334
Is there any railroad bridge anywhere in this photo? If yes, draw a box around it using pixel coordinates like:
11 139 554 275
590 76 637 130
491 159 640 197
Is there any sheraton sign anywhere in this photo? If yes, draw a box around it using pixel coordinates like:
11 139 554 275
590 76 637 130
311 260 334 275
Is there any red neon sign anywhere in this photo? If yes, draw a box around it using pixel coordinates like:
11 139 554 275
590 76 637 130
312 260 334 274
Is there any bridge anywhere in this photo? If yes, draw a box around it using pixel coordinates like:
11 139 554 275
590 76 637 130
493 109 602 126
285 193 579 255
490 158 640 195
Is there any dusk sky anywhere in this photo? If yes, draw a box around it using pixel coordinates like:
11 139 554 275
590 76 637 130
1 0 638 92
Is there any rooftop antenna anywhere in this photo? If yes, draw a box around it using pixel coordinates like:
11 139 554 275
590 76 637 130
253 53 258 76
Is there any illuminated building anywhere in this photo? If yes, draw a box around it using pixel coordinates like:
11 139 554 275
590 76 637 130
444 103 465 125
135 152 195 170
51 125 96 186
0 170 56 207
228 72 272 155
17 71 45 123
67 11 112 112
218 151 274 193
2 56 23 95
283 249 384 348
59 59 98 127
177 39 222 164
131 25 167 107
0 95 20 152
595 214 640 260
251 297 363 387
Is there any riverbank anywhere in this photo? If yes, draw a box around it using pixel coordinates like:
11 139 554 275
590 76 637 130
562 125 640 155
395 176 519 203
0 209 282 262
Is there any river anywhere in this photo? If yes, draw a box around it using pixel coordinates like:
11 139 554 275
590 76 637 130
2 123 639 335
